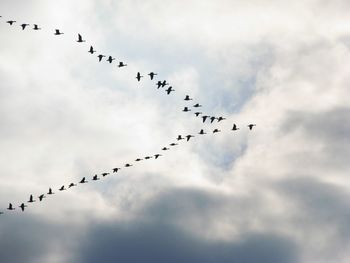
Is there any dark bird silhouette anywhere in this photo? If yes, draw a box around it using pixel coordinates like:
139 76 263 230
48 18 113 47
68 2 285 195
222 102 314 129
107 56 115 63
170 143 178 146
92 175 100 181
77 34 85 43
113 168 121 173
38 194 46 201
125 163 133 167
186 135 194 141
154 154 162 159
118 62 127 67
183 107 191 112
193 103 202 108
217 117 226 122
161 80 169 87
248 124 256 130
48 188 54 195
33 24 41 30
20 23 29 30
199 129 206 135
210 116 217 123
165 86 175 95
136 72 143 81
97 54 106 62
231 124 239 131
156 81 163 89
135 158 143 162
202 115 209 123
194 112 202 117
80 177 88 184
145 156 153 160
148 72 157 80
54 29 64 35
59 185 66 191
162 147 170 151
7 20 16 25
213 129 221 133
177 135 184 141
19 203 27 212
102 172 109 177
28 194 35 203
7 203 15 210
68 183 76 188
88 46 96 54
184 95 193 101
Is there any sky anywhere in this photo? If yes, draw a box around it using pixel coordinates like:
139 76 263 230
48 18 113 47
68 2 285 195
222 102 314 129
0 0 349 262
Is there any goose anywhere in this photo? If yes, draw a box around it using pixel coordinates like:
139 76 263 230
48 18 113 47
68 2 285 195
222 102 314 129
6 20 16 25
210 116 217 123
135 158 143 162
19 203 27 212
217 117 226 122
145 156 153 160
47 188 54 195
170 143 178 146
28 194 35 203
183 107 191 112
194 112 202 117
136 72 143 81
38 194 46 201
68 183 76 188
92 175 100 181
80 177 88 184
113 167 121 173
199 129 206 135
248 124 256 130
118 62 127 67
125 163 133 167
186 135 195 141
20 23 30 30
54 29 64 35
154 154 162 159
162 147 170 151
7 203 15 210
165 86 174 95
202 115 209 123
102 172 109 177
213 129 221 133
156 81 163 89
59 185 66 191
88 46 96 54
184 95 193 101
33 24 41 30
161 80 169 87
77 34 85 42
107 56 115 63
177 135 184 141
97 54 106 62
193 103 202 108
231 124 239 131
148 72 157 80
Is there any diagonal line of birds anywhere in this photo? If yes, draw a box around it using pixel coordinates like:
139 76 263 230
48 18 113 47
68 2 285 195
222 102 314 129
0 16 257 215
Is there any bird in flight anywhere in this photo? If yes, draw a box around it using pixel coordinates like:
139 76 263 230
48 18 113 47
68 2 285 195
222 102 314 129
38 194 46 201
92 175 100 181
7 203 15 210
113 168 121 173
107 56 115 63
154 154 162 159
184 95 193 101
161 80 169 87
77 34 85 43
231 124 239 131
125 163 133 167
88 46 96 54
19 203 27 212
186 135 195 141
183 107 191 112
217 117 226 122
148 72 157 80
6 20 16 25
102 172 109 177
80 177 88 184
33 24 41 30
194 112 202 117
54 29 64 35
177 135 184 141
248 124 256 130
28 194 35 203
48 188 54 195
156 81 163 89
135 158 143 162
59 185 66 191
213 129 221 133
145 156 153 160
199 129 206 135
162 147 170 151
97 54 106 62
136 72 143 81
165 86 175 95
202 115 209 123
210 117 217 123
170 143 178 146
118 62 127 67
193 103 202 108
20 23 30 30
68 183 77 188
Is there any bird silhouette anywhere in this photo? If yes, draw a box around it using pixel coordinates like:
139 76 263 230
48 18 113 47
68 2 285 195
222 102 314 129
194 112 202 117
77 34 85 42
202 115 209 123
28 194 35 203
107 56 115 63
186 135 194 141
97 54 106 62
136 72 143 81
118 62 127 67
162 147 170 151
135 158 143 162
217 117 226 122
19 203 27 212
184 95 193 101
165 86 174 95
125 163 133 167
92 175 100 181
145 156 153 160
33 24 41 30
38 194 46 201
154 154 162 159
183 107 191 112
6 20 16 25
48 188 54 195
148 72 157 80
80 177 88 184
193 103 202 108
54 29 64 35
7 203 15 210
248 124 256 130
210 116 217 123
68 183 76 188
113 168 121 173
20 23 29 30
161 80 169 87
88 46 96 54
177 135 184 141
59 185 66 191
102 172 109 177
199 129 206 135
156 81 163 89
231 124 239 131
170 143 178 146
213 129 221 133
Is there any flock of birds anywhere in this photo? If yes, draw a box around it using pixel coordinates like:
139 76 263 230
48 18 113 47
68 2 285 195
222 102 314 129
0 17 256 215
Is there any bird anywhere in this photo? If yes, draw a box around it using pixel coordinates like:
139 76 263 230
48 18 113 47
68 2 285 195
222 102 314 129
88 46 96 54
193 103 202 108
170 143 178 146
162 147 170 151
107 56 115 63
154 154 162 159
156 81 163 89
7 203 15 210
125 163 133 167
28 194 35 203
161 80 169 87
20 23 30 30
6 20 16 25
38 194 46 201
113 167 121 173
136 72 143 81
213 129 221 133
118 62 127 67
183 107 191 112
184 95 193 101
92 175 100 181
199 129 206 135
217 117 226 122
148 72 157 80
59 185 66 191
248 124 256 130
135 158 143 162
80 177 88 184
19 203 27 212
177 135 184 141
145 156 153 160
54 29 64 35
202 115 209 123
33 24 41 30
48 188 54 195
194 112 202 117
102 172 109 177
68 183 76 188
165 86 175 95
77 34 85 42
210 116 217 123
97 54 106 62
231 124 239 131
186 135 194 141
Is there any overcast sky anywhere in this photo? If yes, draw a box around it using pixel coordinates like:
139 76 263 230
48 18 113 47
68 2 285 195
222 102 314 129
0 0 349 262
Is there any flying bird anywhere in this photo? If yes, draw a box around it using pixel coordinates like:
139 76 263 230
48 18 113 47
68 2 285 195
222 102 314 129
54 29 64 35
162 147 170 151
193 103 202 108
59 185 66 191
19 203 27 212
38 194 46 201
156 81 163 89
113 168 121 173
186 135 194 141
107 56 115 63
177 135 184 141
28 194 35 203
161 80 169 87
170 143 178 146
199 129 206 135
6 20 16 25
148 72 157 80
77 34 85 42
102 172 109 177
136 72 143 81
80 177 88 184
68 183 76 188
202 115 209 123
217 117 226 122
184 95 193 101
210 116 217 123
92 175 100 181
7 203 15 210
125 163 133 167
231 124 239 131
20 23 30 30
194 112 202 117
183 107 191 112
118 62 127 67
213 129 221 133
97 54 106 62
165 86 175 95
48 188 54 195
135 158 143 162
154 154 162 159
33 24 41 30
88 46 96 54
248 124 256 130
145 156 153 160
